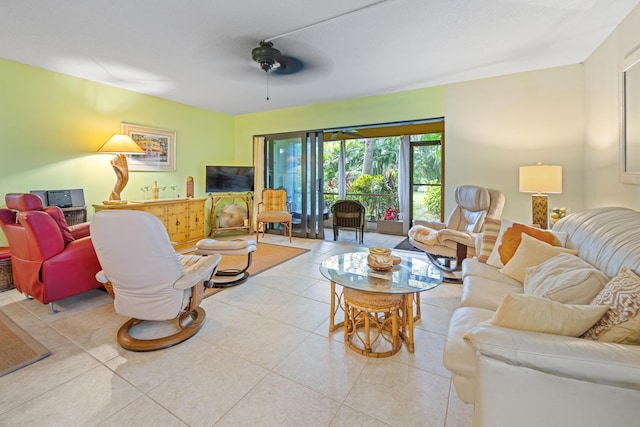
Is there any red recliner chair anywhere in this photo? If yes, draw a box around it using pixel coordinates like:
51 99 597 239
0 193 102 313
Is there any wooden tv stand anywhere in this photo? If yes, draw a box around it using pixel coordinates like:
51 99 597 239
93 198 207 248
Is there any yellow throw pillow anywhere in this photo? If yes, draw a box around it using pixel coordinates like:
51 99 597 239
582 267 640 344
486 293 609 337
499 233 578 283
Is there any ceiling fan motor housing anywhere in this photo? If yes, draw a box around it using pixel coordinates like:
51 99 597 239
252 41 282 72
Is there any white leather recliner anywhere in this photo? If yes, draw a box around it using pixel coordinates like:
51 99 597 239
90 210 221 351
409 185 505 279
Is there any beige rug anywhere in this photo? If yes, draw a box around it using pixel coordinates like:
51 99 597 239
0 311 50 377
204 242 309 298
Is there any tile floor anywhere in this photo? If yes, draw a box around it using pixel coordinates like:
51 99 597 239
0 229 473 426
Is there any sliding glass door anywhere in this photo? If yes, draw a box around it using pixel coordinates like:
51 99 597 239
263 131 324 239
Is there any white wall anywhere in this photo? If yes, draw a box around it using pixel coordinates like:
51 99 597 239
584 3 640 209
444 65 585 224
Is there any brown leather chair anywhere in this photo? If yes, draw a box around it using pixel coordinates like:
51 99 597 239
331 200 366 244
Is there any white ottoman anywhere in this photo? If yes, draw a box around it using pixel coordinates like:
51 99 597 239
195 238 257 286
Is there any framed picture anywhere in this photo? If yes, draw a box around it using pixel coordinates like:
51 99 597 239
122 123 176 171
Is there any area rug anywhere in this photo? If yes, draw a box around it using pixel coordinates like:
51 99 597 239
0 311 50 377
204 242 309 298
393 237 422 253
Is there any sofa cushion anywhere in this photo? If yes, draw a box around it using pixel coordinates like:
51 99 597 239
498 233 578 283
461 274 523 311
524 252 608 305
486 219 563 268
475 293 609 337
463 257 517 281
582 267 640 344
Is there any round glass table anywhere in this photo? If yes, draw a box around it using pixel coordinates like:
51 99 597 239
320 252 442 353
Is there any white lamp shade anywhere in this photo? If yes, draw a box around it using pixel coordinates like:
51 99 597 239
97 134 145 154
519 164 562 194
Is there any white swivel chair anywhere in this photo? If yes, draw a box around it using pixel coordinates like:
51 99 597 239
409 185 505 279
90 210 221 351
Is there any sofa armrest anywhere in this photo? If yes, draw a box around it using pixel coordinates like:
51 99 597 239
468 324 640 390
70 222 91 239
435 229 476 247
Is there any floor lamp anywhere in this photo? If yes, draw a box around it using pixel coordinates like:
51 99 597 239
97 134 145 204
519 163 562 229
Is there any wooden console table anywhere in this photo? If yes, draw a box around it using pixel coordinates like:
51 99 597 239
93 198 207 247
209 193 252 237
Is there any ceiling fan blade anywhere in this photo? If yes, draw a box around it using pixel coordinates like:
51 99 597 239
344 131 363 138
273 56 304 75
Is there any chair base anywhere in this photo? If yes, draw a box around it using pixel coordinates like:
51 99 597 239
117 307 206 352
196 239 256 287
208 271 250 287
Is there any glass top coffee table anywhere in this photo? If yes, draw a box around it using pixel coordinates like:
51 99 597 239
320 252 442 353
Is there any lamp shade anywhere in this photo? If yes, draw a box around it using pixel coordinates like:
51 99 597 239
97 134 144 154
519 164 562 194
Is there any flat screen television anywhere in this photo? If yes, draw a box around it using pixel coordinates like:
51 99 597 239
46 190 73 208
206 166 254 193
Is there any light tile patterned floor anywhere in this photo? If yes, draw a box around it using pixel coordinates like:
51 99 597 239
0 230 473 426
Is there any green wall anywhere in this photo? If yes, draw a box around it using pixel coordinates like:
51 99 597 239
0 58 234 244
0 55 595 247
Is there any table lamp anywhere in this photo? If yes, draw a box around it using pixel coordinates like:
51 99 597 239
97 134 144 204
519 163 562 229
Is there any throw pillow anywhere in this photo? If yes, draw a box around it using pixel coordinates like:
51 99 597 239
524 253 609 305
484 292 609 337
408 225 439 246
43 206 75 246
582 267 640 344
477 217 501 263
498 233 578 283
486 219 563 268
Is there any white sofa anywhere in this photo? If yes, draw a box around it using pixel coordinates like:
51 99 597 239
443 207 640 427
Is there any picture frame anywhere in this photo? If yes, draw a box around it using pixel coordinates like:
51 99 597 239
122 123 176 171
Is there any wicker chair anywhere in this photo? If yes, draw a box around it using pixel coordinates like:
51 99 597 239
331 200 366 244
256 188 292 242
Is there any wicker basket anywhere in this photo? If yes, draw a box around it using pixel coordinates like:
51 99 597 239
63 207 87 226
0 255 14 292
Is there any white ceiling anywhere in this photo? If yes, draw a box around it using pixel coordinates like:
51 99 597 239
1 0 638 115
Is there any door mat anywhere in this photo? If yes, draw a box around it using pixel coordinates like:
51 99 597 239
0 311 50 377
393 237 422 253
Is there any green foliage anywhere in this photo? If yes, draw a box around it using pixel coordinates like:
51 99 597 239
322 133 442 220
422 185 442 219
351 173 375 193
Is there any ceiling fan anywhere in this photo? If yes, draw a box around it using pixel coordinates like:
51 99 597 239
250 1 392 77
251 41 303 75
329 129 364 140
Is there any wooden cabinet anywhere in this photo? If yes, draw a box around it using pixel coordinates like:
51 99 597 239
93 198 206 247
